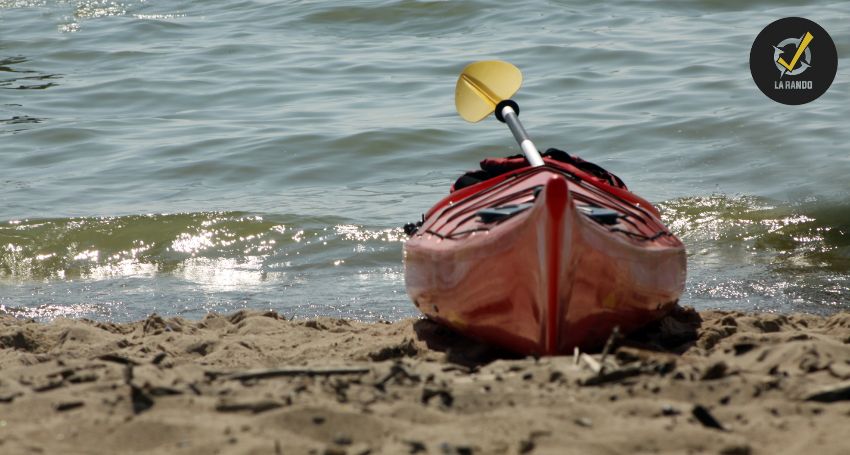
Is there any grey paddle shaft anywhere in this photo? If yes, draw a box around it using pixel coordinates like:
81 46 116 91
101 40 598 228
499 105 544 167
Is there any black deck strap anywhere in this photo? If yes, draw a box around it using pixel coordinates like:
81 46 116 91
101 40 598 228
477 203 533 223
577 206 620 225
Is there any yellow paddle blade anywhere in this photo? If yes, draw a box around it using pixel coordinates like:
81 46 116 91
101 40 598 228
455 61 522 123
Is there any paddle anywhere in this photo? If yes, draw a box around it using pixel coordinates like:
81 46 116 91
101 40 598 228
455 61 544 167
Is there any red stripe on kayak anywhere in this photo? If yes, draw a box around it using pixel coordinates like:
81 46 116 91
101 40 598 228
545 175 568 354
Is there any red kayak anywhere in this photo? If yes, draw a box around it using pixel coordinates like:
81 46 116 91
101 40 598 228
403 152 686 355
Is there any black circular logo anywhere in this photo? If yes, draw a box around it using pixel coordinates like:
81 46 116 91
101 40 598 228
750 17 838 105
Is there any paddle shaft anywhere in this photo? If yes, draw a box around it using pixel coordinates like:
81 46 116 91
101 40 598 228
499 105 544 167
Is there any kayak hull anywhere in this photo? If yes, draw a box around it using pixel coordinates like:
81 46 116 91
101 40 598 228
404 163 686 355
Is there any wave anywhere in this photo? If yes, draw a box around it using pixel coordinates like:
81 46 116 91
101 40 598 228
660 194 850 313
0 211 404 281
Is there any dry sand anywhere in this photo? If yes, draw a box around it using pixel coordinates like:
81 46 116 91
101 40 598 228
1 307 849 454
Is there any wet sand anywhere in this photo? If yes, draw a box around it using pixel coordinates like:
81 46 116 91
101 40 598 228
1 307 849 454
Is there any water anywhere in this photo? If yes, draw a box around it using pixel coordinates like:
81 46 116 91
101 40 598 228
1 0 848 322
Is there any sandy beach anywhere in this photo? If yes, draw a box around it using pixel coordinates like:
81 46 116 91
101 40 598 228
1 307 849 454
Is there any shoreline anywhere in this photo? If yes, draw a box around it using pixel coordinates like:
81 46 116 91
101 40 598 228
1 307 849 454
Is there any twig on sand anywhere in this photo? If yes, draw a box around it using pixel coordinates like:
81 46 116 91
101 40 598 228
598 326 621 367
206 367 371 381
578 326 622 377
579 353 602 374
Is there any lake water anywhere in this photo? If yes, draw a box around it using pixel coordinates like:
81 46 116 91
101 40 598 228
1 0 848 322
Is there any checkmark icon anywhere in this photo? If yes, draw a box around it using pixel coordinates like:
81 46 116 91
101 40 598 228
777 31 813 71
